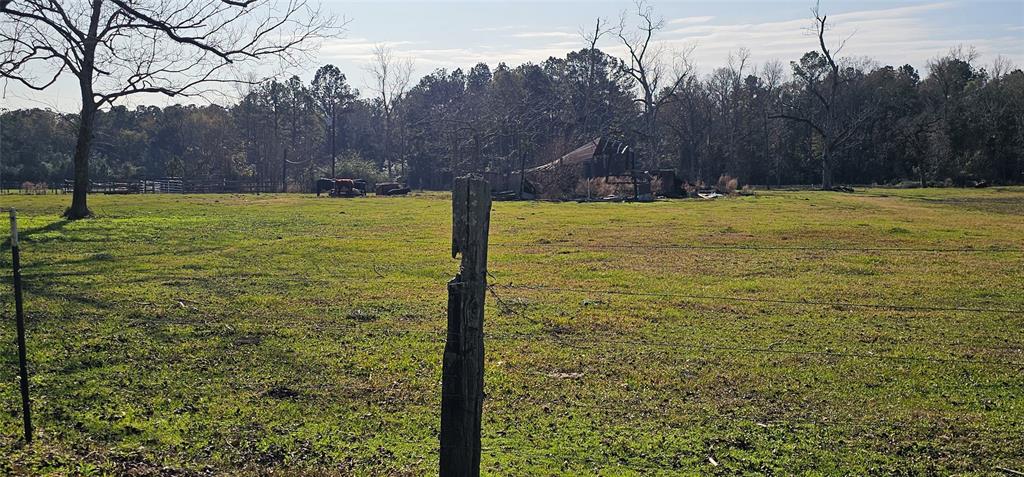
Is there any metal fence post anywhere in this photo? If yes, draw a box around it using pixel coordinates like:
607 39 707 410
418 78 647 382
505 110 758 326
440 175 491 477
9 208 31 443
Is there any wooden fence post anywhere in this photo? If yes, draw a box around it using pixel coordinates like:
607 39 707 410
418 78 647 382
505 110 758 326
9 208 31 443
440 175 491 477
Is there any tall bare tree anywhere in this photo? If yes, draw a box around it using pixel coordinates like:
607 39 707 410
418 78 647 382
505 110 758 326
365 44 413 177
760 59 785 186
616 0 692 166
577 17 612 140
1 0 341 218
770 1 872 189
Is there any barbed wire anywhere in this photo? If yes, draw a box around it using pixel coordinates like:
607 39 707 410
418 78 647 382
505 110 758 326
477 397 1020 436
485 284 1024 351
11 269 449 284
8 307 1022 367
112 375 1017 441
487 331 1024 367
490 242 1024 254
485 285 1024 365
492 283 1024 314
9 282 1015 358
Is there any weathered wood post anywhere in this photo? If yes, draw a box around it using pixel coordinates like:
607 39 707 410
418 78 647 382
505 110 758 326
440 175 491 477
9 208 31 443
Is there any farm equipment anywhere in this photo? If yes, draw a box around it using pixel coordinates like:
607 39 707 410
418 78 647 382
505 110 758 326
375 182 411 196
316 178 366 197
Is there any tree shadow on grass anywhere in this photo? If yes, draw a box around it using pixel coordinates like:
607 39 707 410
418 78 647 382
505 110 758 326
2 218 72 248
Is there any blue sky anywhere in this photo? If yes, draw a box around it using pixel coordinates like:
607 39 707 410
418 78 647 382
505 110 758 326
3 0 1022 110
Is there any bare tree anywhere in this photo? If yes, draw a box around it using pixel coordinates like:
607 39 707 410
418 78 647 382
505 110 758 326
616 0 693 166
365 44 413 177
712 48 751 173
577 17 613 140
1 0 342 218
760 59 785 186
770 1 871 189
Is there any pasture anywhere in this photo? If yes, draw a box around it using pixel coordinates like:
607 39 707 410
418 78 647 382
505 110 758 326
1 187 1022 475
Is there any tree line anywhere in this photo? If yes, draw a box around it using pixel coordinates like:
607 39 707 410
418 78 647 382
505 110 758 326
3 6 1022 196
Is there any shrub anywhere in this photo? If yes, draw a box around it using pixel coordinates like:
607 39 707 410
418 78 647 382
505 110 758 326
330 151 388 187
21 181 49 195
532 165 581 200
717 175 739 194
682 181 704 198
574 177 618 198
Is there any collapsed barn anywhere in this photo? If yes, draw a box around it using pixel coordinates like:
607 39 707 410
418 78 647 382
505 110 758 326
489 137 680 201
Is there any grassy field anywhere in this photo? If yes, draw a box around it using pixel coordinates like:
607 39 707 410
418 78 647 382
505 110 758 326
0 187 1022 475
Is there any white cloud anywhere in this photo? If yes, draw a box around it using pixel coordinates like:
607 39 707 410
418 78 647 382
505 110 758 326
656 2 1022 75
510 31 579 39
472 24 528 32
668 16 714 25
832 2 954 22
320 38 419 62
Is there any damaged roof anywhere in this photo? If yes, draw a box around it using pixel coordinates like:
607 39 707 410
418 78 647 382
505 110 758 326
526 137 635 176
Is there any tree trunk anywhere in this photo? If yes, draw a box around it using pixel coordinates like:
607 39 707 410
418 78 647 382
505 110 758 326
65 101 96 219
677 143 686 181
821 144 833 189
644 108 656 169
764 108 772 190
281 148 288 192
383 108 391 177
330 106 337 178
473 133 481 172
64 0 104 219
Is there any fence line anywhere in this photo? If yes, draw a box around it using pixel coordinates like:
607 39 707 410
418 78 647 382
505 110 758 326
478 401 1020 436
8 268 1020 316
491 242 1024 254
26 328 1004 441
13 310 1019 370
485 285 1023 362
5 311 1019 470
492 283 1024 314
62 178 288 194
487 331 1024 367
12 290 1019 354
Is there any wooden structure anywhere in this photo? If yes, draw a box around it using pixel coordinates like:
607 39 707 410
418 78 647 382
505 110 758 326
490 137 648 200
526 137 636 178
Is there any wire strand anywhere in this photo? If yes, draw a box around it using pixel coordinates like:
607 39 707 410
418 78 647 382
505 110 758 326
490 242 1024 254
494 283 1024 314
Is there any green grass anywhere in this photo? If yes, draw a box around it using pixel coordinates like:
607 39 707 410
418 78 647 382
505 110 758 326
0 187 1022 475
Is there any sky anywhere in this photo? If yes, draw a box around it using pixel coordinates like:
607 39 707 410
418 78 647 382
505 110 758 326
2 0 1023 111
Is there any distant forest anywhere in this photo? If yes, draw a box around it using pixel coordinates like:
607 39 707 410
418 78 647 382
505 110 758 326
2 45 1022 189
